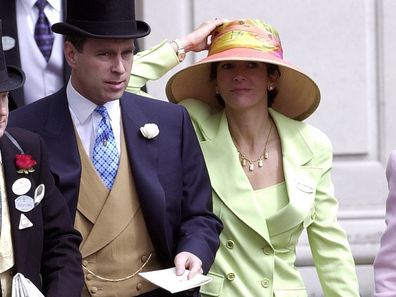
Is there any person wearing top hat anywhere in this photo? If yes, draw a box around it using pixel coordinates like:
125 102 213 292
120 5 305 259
0 0 149 110
8 1 222 297
0 0 219 110
0 0 68 109
0 19 83 297
159 19 359 296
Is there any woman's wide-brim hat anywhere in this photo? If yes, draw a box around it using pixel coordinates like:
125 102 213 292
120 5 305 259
52 0 150 39
0 19 25 92
166 19 320 120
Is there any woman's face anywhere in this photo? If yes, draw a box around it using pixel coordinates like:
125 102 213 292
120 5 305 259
216 61 269 111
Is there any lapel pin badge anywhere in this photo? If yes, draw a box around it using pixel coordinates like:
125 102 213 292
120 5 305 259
295 180 315 194
12 177 32 196
34 184 45 206
15 195 34 212
19 214 33 230
2 36 16 51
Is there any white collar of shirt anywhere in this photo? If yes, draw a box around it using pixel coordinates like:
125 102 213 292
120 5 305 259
19 0 62 22
67 81 122 158
21 0 61 9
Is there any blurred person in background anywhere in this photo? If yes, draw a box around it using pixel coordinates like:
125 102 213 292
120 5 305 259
373 150 396 297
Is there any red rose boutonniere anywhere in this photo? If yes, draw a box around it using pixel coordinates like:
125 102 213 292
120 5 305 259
15 154 37 174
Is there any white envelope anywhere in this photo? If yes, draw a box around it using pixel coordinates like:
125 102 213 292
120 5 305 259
139 267 212 294
12 273 44 297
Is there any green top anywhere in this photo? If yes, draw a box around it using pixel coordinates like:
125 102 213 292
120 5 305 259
254 182 288 219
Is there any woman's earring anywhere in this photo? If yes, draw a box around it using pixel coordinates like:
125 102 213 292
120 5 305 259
215 87 220 94
268 85 274 91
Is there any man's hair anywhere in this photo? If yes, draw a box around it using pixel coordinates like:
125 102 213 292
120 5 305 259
65 34 88 52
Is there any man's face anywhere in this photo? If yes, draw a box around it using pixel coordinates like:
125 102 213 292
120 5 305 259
0 92 9 137
65 38 135 105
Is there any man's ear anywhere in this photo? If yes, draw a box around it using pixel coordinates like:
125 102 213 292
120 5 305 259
64 41 77 69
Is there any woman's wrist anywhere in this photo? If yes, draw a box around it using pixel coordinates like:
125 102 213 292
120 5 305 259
170 39 186 62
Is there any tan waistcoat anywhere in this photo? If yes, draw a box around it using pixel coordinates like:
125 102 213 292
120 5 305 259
74 128 162 297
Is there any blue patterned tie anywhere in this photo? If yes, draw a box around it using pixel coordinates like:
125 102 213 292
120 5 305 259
34 0 54 62
92 106 119 189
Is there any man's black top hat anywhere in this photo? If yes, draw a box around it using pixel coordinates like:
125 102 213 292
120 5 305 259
0 20 25 92
52 0 151 38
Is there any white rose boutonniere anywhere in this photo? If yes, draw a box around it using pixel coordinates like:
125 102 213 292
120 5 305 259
140 123 159 139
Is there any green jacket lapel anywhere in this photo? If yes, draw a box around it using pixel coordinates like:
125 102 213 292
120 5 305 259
266 109 321 235
200 111 272 244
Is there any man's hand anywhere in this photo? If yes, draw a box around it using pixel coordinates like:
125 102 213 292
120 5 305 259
174 251 203 280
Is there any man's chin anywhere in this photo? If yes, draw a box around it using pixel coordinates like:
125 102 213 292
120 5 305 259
106 88 126 100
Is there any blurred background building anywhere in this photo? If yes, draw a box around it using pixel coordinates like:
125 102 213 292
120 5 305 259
136 1 396 296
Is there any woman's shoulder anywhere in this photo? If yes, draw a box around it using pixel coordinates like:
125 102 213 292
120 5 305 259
179 98 216 120
270 109 332 150
179 99 223 140
300 121 331 147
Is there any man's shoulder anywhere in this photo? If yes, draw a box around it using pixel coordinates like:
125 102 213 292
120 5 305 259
6 127 38 138
4 127 42 151
121 92 184 113
9 89 66 126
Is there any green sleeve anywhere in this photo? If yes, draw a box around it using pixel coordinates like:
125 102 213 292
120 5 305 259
306 135 360 297
127 40 179 97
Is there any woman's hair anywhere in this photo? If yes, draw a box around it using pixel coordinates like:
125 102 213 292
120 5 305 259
209 62 280 107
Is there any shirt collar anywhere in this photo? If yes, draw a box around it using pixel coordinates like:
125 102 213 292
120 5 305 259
21 0 61 12
47 0 62 11
20 0 36 10
66 81 120 124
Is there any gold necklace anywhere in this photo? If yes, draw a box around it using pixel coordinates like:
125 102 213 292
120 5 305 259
233 122 273 172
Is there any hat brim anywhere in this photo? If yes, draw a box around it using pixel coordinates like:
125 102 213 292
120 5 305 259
0 66 25 93
166 48 320 120
51 20 151 39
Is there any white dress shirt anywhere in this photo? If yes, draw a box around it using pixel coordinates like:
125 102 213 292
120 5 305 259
16 0 64 104
66 81 122 159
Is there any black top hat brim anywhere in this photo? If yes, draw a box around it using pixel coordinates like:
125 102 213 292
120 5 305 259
52 20 151 39
0 66 25 93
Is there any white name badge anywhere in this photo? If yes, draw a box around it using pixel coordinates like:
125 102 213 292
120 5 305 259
12 178 32 195
15 195 35 212
2 36 15 51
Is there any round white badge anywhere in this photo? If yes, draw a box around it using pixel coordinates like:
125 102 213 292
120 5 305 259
2 36 15 51
12 177 32 195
